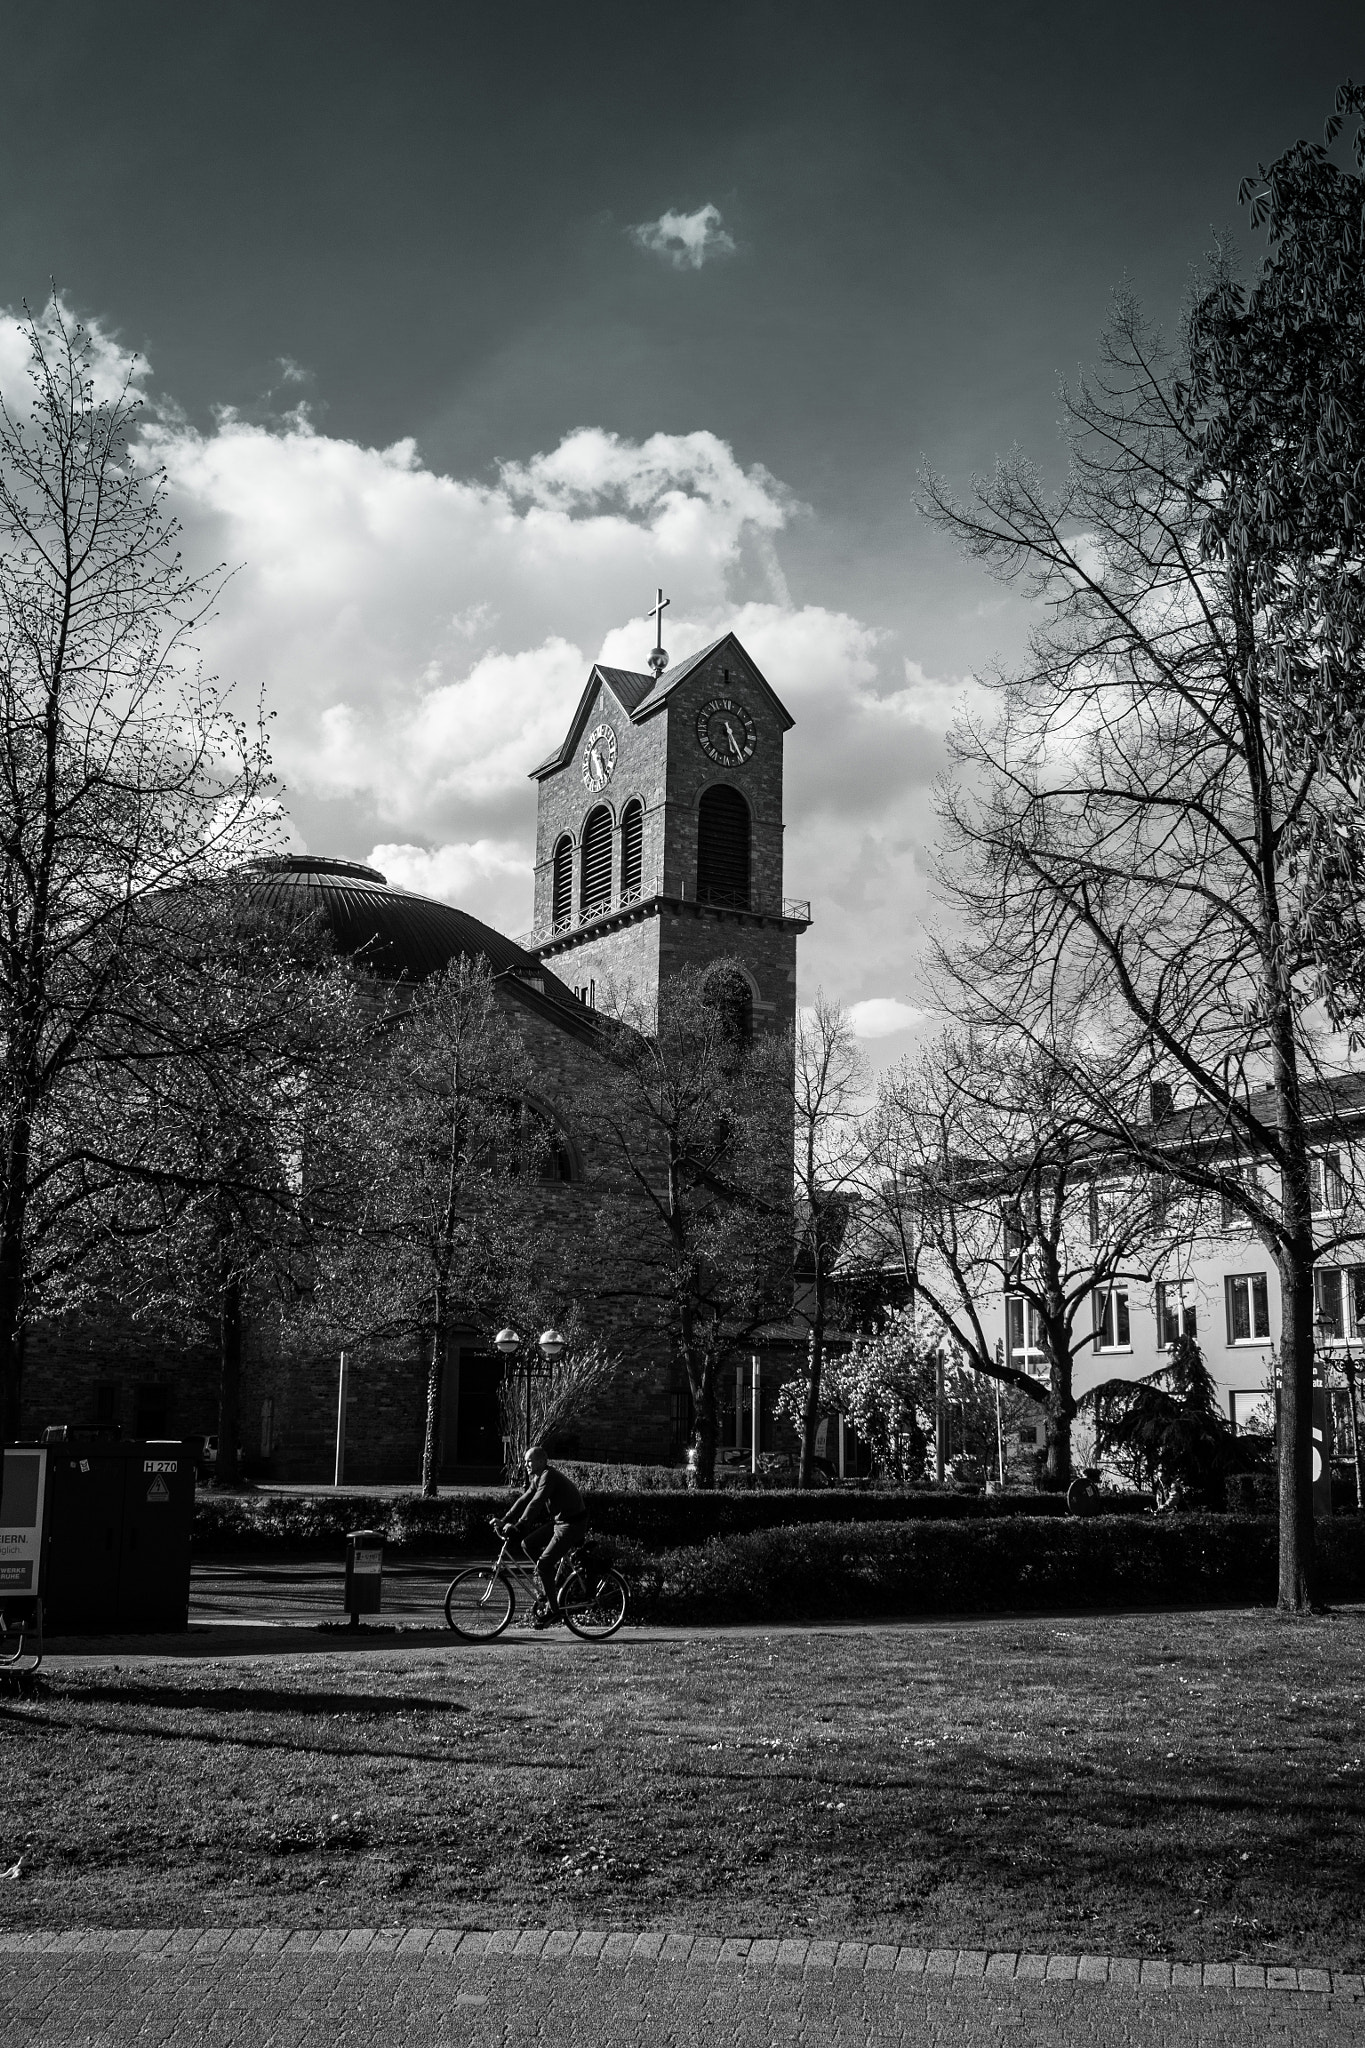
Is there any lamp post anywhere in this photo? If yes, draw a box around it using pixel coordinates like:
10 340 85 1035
494 1325 566 1453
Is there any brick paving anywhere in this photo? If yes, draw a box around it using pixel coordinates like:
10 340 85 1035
3 1923 1364 2047
2 1926 1361 1994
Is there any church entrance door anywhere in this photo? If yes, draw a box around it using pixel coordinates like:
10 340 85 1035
454 1353 505 1470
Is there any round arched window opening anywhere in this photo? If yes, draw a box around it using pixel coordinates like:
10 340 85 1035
703 964 754 1049
581 806 612 915
697 784 750 909
620 798 644 902
551 835 573 927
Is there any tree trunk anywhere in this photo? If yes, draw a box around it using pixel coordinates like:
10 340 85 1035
690 1353 719 1489
216 1241 244 1489
1273 1028 1318 1611
421 1307 446 1499
1277 1252 1317 1609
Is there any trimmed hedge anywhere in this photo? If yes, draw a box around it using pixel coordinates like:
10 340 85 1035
614 1511 1365 1624
192 1484 1081 1555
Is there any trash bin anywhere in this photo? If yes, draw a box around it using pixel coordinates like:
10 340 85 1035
344 1529 383 1626
36 1433 195 1632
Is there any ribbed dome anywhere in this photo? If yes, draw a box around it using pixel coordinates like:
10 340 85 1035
241 854 577 1004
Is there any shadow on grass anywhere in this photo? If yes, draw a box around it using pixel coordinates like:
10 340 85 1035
35 1683 469 1716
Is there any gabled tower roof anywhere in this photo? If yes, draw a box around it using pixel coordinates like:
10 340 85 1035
529 632 794 781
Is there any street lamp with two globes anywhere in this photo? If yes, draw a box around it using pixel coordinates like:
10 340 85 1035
494 1324 567 1454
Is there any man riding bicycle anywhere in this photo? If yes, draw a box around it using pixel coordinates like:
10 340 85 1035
495 1444 587 1628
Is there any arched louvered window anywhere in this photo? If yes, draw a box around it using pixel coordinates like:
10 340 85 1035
697 784 750 909
620 799 643 902
580 805 612 916
551 836 573 927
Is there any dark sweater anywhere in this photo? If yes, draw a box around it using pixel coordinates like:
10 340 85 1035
506 1466 586 1530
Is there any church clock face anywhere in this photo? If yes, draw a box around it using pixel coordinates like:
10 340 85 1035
696 696 758 766
581 722 617 791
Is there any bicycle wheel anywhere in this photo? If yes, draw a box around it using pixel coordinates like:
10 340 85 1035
444 1568 514 1640
560 1567 628 1641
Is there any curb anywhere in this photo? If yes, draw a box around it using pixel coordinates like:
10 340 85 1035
0 1929 1359 1996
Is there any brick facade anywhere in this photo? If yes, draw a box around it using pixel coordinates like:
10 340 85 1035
527 635 806 1036
19 631 808 1485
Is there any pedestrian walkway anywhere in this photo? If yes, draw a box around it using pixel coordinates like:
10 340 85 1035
2 1927 1361 2047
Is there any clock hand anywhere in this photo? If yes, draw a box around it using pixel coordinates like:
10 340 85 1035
723 720 742 757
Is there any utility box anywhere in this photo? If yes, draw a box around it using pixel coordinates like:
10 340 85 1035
345 1529 383 1624
36 1435 195 1632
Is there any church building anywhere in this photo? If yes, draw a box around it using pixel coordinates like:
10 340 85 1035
20 620 810 1484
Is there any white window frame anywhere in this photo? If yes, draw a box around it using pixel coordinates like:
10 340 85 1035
1154 1282 1197 1350
1093 1285 1131 1353
1006 1296 1045 1372
1226 1271 1271 1345
1310 1151 1345 1218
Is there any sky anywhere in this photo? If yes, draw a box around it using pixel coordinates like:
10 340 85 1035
4 1 1362 1058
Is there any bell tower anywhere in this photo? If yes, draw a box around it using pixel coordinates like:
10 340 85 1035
522 611 808 1034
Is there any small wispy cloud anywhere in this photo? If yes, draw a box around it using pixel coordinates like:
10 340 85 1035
276 356 309 385
629 203 736 271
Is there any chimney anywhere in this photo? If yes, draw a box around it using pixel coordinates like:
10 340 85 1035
1149 1079 1174 1123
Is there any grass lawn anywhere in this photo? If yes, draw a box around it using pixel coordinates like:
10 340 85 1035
3 1608 1364 1967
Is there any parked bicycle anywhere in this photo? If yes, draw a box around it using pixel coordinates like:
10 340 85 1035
443 1519 628 1642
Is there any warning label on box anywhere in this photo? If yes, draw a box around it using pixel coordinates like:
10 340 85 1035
147 1474 170 1503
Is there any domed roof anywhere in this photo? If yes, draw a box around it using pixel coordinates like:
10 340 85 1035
243 854 581 1011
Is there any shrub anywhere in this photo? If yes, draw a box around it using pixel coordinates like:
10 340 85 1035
614 1512 1365 1625
554 1460 688 1493
192 1483 1082 1555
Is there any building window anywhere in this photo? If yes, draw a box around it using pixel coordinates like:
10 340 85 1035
260 1397 275 1458
619 799 643 902
702 964 753 1046
1155 1283 1197 1348
1093 1286 1131 1352
580 806 612 915
574 979 596 1010
1220 1171 1255 1230
1311 1151 1345 1216
551 835 573 927
1226 1272 1271 1344
696 784 751 909
1007 1296 1044 1369
1314 1265 1365 1341
95 1380 120 1429
1002 1205 1024 1283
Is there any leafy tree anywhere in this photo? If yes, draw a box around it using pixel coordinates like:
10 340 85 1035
921 194 1365 1601
1088 1334 1253 1507
309 958 539 1497
100 888 362 1483
0 301 272 1465
776 1306 931 1485
1182 84 1365 1025
586 962 792 1488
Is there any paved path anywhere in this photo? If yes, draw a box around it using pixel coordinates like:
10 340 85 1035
3 1930 1361 2045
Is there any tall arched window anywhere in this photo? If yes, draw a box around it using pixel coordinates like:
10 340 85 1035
697 784 750 909
620 799 644 902
703 964 754 1047
580 805 612 916
551 835 573 927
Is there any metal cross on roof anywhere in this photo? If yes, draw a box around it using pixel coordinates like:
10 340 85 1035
646 587 670 677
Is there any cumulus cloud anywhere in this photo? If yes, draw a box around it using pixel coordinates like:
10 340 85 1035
847 998 927 1039
629 203 736 270
0 300 969 1013
367 838 532 939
